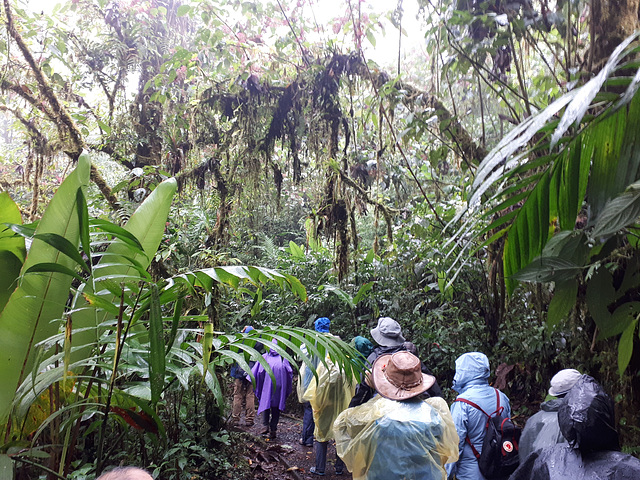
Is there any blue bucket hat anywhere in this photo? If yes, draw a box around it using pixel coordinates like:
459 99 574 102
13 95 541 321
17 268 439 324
314 317 331 333
242 325 254 333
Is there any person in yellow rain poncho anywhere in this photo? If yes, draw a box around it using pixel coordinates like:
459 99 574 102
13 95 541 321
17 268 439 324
300 317 357 476
334 351 459 480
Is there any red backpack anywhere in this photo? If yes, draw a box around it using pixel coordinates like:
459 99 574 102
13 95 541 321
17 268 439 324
454 388 521 479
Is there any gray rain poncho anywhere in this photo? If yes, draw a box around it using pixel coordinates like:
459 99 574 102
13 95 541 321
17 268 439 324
518 398 566 460
509 375 640 480
334 396 459 480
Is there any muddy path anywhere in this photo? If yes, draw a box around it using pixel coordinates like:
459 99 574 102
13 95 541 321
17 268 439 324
232 414 352 480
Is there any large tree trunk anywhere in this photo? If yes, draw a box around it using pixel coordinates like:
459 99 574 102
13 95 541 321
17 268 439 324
591 0 640 69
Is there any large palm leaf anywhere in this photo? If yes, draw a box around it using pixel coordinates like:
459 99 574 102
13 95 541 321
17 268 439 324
452 34 640 293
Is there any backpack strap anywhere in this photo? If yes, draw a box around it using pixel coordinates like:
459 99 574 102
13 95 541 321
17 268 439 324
492 388 504 417
454 389 504 460
454 397 492 417
453 397 490 459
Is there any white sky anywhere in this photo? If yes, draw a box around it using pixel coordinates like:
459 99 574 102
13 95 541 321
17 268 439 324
22 0 425 67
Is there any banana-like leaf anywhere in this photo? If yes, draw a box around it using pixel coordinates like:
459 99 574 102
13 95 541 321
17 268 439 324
0 194 26 313
0 154 90 424
71 177 177 360
0 454 12 479
0 192 25 263
148 285 165 405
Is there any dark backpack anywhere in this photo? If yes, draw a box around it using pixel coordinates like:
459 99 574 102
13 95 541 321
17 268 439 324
454 388 521 480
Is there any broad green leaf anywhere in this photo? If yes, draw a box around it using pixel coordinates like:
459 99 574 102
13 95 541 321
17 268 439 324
353 282 374 305
511 256 581 284
97 119 111 135
76 189 91 273
541 231 590 267
201 323 214 383
32 233 89 273
177 4 191 16
24 263 85 283
289 241 305 259
0 453 13 479
0 153 90 423
0 252 22 312
71 177 177 360
90 219 145 251
586 268 616 333
547 280 578 329
597 302 640 340
250 287 263 317
0 192 25 263
4 224 36 241
618 317 638 375
364 248 375 264
148 285 165 405
323 285 354 309
166 298 183 355
591 183 640 239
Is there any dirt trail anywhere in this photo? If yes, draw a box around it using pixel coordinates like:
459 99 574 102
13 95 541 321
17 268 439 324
233 414 352 480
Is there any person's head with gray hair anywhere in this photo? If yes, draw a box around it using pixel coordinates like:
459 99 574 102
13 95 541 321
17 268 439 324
96 466 153 480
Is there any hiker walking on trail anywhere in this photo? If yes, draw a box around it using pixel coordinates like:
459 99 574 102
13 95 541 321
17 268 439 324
446 352 512 480
250 339 293 439
349 317 442 408
230 325 263 427
334 351 459 480
518 368 581 460
299 317 356 476
297 317 331 447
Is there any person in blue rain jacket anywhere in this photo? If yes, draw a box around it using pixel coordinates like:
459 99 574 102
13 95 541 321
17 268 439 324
446 352 511 480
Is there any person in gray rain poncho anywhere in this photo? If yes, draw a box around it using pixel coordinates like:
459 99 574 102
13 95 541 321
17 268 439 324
334 351 459 480
349 317 442 409
509 374 640 480
518 368 581 460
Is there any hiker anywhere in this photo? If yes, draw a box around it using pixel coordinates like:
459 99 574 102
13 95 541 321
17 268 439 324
229 325 264 427
446 352 512 480
250 338 293 439
351 335 374 370
518 368 581 460
510 375 640 480
297 317 332 447
349 317 442 408
334 351 459 480
96 466 153 480
300 317 356 476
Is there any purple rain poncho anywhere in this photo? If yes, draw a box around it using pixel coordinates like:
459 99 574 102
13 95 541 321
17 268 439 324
250 341 293 415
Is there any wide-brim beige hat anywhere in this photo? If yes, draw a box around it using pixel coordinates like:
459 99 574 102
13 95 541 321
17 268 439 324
372 351 435 401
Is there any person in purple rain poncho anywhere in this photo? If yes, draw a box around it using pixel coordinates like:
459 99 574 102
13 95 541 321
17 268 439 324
250 339 293 439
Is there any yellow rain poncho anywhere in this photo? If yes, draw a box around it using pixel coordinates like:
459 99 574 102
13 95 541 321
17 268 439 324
300 357 357 442
334 396 459 480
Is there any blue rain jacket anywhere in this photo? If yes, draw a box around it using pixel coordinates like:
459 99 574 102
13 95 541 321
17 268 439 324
446 352 511 480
